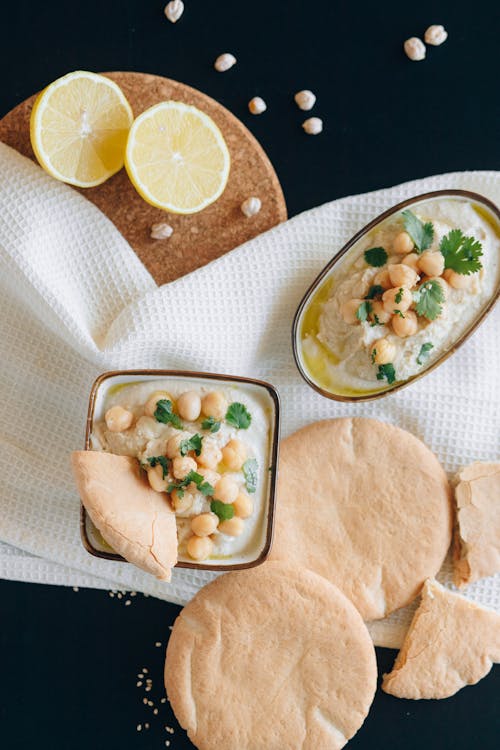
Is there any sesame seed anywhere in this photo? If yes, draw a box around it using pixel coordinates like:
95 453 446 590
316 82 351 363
145 687 151 692
165 742 170 747
130 591 137 597
136 681 143 687
143 698 148 705
143 668 148 673
117 593 123 599
72 586 79 592
145 723 150 729
138 673 144 678
160 698 167 704
125 600 131 606
109 592 114 598
148 701 153 707
137 724 142 732
153 708 159 715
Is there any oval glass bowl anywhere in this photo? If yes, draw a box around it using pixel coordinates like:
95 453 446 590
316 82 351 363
292 190 500 402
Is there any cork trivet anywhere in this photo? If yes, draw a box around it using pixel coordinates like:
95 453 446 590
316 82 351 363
0 71 287 286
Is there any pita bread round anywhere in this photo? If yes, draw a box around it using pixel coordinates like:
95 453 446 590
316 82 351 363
165 562 376 750
270 418 452 620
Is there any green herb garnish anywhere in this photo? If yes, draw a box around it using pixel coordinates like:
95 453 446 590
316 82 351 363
370 314 382 327
147 455 170 479
356 300 372 322
402 209 434 253
201 416 221 433
154 399 183 429
439 228 483 275
167 470 214 498
179 433 203 456
364 247 388 267
395 287 404 304
364 284 385 300
242 458 258 494
393 309 405 318
210 500 235 521
416 342 434 365
225 402 252 429
371 348 377 364
376 363 396 384
414 279 445 321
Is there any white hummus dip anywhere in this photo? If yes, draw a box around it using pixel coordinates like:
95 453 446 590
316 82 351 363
301 199 499 394
91 379 272 562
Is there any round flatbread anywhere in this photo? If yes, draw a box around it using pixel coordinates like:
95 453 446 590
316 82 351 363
270 417 452 620
165 562 377 750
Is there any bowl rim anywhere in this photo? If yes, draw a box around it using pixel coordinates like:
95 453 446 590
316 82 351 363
80 368 280 571
292 188 500 402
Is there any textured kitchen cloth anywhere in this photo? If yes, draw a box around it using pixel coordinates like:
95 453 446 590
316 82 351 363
0 141 498 648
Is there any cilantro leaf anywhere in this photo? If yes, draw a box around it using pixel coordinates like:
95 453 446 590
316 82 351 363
242 458 258 494
395 287 404 304
147 455 170 479
439 228 483 275
402 210 434 253
370 314 382 327
414 279 445 321
364 284 385 300
356 300 372 322
201 416 221 433
371 348 377 364
210 500 235 521
167 470 214 498
180 433 203 456
154 399 183 429
226 402 252 429
364 247 388 267
416 342 434 365
376 363 396 384
393 309 405 318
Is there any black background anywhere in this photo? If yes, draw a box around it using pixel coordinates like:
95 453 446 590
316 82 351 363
1 1 499 748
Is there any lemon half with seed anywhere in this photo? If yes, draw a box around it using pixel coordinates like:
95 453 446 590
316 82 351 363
125 101 231 214
30 71 133 187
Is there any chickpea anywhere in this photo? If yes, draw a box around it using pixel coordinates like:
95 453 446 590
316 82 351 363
105 405 134 433
388 264 419 289
221 439 247 471
372 269 392 289
402 253 420 272
382 286 413 314
166 432 191 459
233 491 253 519
201 392 228 421
443 268 472 290
186 535 214 561
171 488 194 513
213 476 239 504
177 391 201 422
340 298 365 325
147 464 169 493
391 309 418 338
218 517 245 537
370 338 396 365
393 231 414 255
423 276 449 301
144 391 173 418
370 300 392 325
172 455 197 480
417 251 445 277
197 442 223 470
191 513 219 537
197 467 221 487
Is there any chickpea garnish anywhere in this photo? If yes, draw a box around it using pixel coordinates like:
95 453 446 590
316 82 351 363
147 464 169 493
176 391 201 422
371 338 396 365
443 268 473 290
388 264 419 288
144 391 172 418
417 251 445 277
382 287 413 314
233 491 253 519
186 535 213 561
171 488 194 513
172 455 197 480
402 253 420 272
218 517 245 537
372 268 392 289
201 392 228 421
393 231 414 255
166 432 191 459
213 476 239 504
197 467 221 487
191 513 219 537
222 439 247 471
370 300 391 325
197 442 223 470
340 298 365 325
105 406 134 433
391 309 418 337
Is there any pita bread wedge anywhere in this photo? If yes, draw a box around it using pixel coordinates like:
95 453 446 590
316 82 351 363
165 562 377 750
382 578 500 699
270 418 452 620
453 461 500 587
71 451 177 580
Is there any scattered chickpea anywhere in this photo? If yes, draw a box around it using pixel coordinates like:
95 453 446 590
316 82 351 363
371 300 392 325
213 476 239 504
423 276 449 301
388 264 419 288
424 24 448 46
191 513 219 537
371 338 396 365
417 251 444 277
171 488 194 513
218 517 245 537
392 309 418 337
340 298 365 325
222 439 247 471
382 286 413 313
393 231 414 255
404 37 426 61
402 253 420 272
172 456 197 480
233 491 253 519
147 464 169 493
144 391 173 418
201 392 228 421
186 535 213 561
197 442 223 470
443 268 472 290
248 97 267 115
166 432 191 459
373 268 392 290
197 467 221 486
105 406 134 433
177 391 201 422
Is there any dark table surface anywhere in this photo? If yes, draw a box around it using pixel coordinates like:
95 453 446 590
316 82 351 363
1 1 499 748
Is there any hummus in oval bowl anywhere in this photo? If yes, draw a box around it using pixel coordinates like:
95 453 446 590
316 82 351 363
295 194 500 399
83 372 279 570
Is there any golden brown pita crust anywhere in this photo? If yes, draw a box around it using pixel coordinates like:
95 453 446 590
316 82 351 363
382 578 500 699
165 562 377 750
452 462 500 587
71 451 177 580
269 417 452 620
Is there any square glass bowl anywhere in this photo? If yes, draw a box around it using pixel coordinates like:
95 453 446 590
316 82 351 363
80 370 280 571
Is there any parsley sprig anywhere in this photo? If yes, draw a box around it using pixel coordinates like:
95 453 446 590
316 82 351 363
414 279 445 321
439 228 483 275
402 210 434 253
154 399 183 429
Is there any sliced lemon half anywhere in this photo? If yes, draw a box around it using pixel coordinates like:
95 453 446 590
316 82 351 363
125 101 231 214
30 71 133 187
